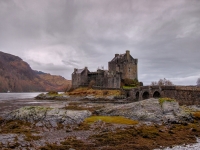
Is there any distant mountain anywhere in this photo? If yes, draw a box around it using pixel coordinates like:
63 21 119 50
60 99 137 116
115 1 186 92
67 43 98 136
0 51 71 92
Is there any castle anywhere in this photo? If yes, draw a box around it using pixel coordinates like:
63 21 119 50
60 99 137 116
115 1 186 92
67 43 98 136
72 50 138 89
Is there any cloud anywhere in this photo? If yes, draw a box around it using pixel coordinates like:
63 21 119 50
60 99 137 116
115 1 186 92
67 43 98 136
0 0 200 85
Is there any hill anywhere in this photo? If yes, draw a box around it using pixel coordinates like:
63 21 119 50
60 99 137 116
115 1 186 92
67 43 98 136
0 51 71 92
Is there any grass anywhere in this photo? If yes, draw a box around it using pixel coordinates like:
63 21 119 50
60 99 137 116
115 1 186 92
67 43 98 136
84 116 138 125
0 119 41 141
192 111 200 119
122 86 137 90
67 87 121 97
159 97 176 105
64 102 103 114
40 137 95 150
40 121 200 150
90 122 200 150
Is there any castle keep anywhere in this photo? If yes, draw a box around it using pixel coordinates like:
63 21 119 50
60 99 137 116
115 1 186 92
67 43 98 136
72 50 138 88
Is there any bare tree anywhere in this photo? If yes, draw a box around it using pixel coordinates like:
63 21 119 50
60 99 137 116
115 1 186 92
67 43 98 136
151 81 157 86
197 78 200 87
151 78 174 86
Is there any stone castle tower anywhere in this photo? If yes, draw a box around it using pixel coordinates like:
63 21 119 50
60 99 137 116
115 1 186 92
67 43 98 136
108 50 138 80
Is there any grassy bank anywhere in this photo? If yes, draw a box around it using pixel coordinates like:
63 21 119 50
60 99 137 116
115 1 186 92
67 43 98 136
67 87 122 97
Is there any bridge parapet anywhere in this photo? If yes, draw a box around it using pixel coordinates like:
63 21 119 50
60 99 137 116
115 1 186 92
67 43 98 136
160 86 176 90
127 86 200 105
175 86 200 91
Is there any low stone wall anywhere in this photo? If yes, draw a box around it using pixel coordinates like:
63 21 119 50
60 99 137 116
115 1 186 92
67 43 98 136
162 88 200 105
129 86 200 105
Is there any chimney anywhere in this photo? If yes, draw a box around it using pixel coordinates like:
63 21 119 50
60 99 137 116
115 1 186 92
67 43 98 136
126 50 130 55
85 66 88 70
74 68 77 72
126 50 130 61
115 54 119 57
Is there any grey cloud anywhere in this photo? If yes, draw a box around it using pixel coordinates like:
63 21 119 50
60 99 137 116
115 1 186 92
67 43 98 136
0 0 200 85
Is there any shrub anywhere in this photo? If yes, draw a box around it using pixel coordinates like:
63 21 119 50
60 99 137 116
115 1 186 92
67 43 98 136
197 78 200 87
47 91 58 95
88 80 95 89
122 78 139 87
103 90 108 95
151 78 174 86
159 97 176 105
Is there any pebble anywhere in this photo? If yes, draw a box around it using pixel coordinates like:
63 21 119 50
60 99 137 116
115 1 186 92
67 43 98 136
155 138 200 150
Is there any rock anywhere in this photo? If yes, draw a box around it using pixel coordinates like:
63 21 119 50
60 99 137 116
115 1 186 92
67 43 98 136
35 93 70 100
0 134 30 149
4 106 91 127
96 98 192 124
162 101 179 114
106 96 114 100
35 93 46 100
85 95 96 99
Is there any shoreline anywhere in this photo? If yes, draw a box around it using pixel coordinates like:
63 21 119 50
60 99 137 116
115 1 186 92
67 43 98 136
0 96 200 149
0 98 67 117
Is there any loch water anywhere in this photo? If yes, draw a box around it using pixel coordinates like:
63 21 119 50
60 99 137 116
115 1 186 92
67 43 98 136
0 92 45 101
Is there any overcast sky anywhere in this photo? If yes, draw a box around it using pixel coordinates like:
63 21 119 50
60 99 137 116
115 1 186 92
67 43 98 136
0 0 200 85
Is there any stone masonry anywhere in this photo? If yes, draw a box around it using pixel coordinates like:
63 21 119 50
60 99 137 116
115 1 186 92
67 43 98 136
127 86 200 105
72 50 138 88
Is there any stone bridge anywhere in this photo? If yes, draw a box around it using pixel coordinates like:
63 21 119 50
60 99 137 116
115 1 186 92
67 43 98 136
126 86 200 105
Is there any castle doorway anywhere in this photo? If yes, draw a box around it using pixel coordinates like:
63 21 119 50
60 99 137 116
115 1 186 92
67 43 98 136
142 91 149 100
153 91 161 98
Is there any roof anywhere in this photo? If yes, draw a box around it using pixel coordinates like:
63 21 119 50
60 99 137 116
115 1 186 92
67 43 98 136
76 69 84 73
110 54 125 62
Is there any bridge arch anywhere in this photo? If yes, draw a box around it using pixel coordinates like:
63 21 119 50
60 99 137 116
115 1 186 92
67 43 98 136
126 92 130 97
135 91 139 100
142 91 149 100
153 91 161 98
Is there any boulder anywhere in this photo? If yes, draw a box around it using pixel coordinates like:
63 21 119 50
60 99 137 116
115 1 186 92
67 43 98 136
4 106 91 127
96 98 192 124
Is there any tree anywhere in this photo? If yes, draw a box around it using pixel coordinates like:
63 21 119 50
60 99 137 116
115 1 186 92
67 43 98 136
88 80 95 89
123 78 139 87
151 81 157 86
197 78 200 87
151 78 174 86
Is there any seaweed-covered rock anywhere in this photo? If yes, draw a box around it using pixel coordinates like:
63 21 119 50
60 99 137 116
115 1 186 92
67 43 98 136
4 106 91 127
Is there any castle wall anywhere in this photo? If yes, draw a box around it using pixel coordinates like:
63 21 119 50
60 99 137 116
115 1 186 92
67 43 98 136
87 70 121 88
72 68 89 88
80 69 89 86
103 74 121 88
72 73 81 88
122 60 137 80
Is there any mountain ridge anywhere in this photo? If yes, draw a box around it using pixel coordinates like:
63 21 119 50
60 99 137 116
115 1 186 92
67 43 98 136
0 51 71 92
